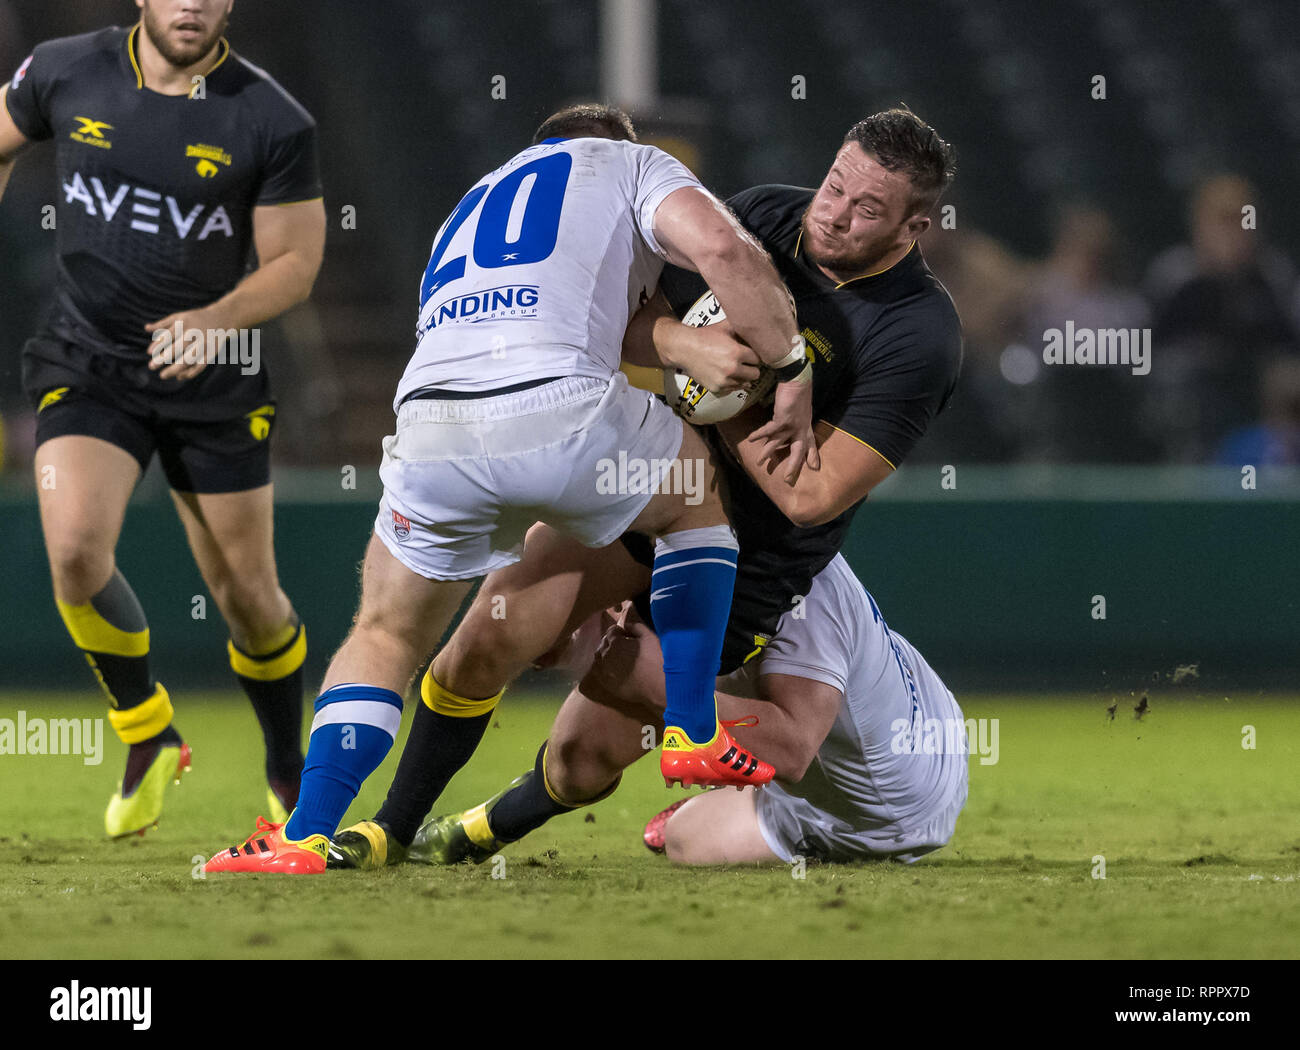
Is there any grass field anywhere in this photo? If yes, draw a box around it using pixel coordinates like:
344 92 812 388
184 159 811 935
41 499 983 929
1 690 1297 959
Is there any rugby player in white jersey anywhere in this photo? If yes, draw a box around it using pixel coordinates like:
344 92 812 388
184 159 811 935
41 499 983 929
205 104 817 873
405 552 969 867
326 107 962 872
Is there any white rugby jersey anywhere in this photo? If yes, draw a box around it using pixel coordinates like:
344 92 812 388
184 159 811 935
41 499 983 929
727 554 967 836
394 136 702 405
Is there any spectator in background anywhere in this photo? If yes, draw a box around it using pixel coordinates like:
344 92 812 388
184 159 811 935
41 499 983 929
917 212 1032 461
1216 358 1300 467
1143 174 1300 461
1011 205 1152 462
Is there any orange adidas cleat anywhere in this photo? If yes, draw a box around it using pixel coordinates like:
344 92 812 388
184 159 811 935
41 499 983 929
204 816 328 875
643 799 689 853
660 716 775 790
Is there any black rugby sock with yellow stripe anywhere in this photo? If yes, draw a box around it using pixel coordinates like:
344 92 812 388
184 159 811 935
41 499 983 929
229 619 306 803
57 569 154 710
374 670 502 846
486 742 619 844
57 571 178 793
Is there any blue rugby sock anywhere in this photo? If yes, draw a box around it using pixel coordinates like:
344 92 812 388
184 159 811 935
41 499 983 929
284 683 403 841
649 525 739 743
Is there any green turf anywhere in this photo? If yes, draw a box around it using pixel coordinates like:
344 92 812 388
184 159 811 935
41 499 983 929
0 690 1296 959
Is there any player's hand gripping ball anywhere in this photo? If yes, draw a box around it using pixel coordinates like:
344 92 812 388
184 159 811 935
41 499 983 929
664 291 777 424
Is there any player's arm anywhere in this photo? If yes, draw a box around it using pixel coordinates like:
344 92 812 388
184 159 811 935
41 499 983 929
652 186 818 482
621 287 762 394
0 84 32 202
716 415 895 528
717 303 959 527
148 198 326 380
580 613 840 782
716 674 841 781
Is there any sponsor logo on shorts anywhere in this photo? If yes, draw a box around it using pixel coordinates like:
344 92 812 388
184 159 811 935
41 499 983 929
392 511 411 540
37 386 70 413
245 404 275 441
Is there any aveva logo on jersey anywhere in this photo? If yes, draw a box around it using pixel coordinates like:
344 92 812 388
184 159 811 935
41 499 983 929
61 171 235 240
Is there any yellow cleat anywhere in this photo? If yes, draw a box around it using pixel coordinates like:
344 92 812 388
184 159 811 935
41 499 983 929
104 742 192 838
327 819 406 870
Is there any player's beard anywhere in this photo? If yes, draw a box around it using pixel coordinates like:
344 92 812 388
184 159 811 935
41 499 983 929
141 3 230 69
799 207 898 279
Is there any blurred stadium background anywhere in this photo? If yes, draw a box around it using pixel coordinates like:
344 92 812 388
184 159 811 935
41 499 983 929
2 0 1297 692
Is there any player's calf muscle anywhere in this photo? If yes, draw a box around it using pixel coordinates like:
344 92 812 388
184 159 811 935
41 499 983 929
548 689 647 799
432 605 544 698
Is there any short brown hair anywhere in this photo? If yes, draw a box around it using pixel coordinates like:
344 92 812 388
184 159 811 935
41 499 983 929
843 106 956 214
532 104 638 145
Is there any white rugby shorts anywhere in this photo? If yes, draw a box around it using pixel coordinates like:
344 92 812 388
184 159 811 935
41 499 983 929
374 372 683 580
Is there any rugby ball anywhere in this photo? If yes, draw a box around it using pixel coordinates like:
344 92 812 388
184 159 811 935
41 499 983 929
663 292 777 424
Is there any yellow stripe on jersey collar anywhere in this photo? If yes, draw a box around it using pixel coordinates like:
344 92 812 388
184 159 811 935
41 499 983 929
794 229 917 288
191 38 231 97
127 25 144 89
126 24 231 95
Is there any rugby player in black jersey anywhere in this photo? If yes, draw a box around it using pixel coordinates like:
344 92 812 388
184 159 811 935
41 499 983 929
0 0 326 837
328 107 963 870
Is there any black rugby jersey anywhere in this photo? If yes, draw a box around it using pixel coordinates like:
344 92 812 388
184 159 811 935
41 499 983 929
4 26 321 357
661 184 963 623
